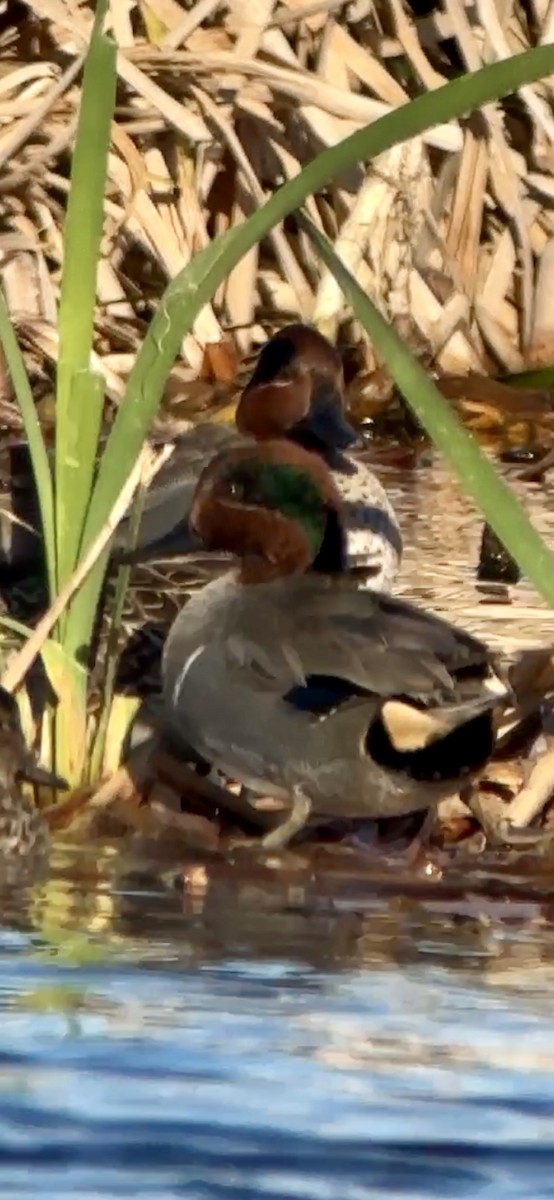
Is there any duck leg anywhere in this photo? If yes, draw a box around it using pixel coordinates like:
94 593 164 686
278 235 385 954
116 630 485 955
154 751 277 834
261 786 312 852
402 807 440 864
462 785 552 849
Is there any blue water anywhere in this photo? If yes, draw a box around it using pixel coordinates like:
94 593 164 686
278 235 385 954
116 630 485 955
0 845 553 1198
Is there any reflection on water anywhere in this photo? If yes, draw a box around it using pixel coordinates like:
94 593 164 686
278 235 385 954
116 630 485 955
0 837 553 1200
376 450 554 647
3 453 554 1198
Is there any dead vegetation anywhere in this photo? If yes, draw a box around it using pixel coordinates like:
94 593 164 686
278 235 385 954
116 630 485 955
2 0 554 421
4 1 554 865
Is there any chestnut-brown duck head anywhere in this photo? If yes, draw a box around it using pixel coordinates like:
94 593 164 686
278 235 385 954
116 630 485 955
191 440 347 584
236 325 359 464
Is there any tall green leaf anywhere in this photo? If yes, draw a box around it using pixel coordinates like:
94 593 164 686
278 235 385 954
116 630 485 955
501 364 554 390
55 0 116 596
80 43 554 563
301 213 554 608
50 0 116 781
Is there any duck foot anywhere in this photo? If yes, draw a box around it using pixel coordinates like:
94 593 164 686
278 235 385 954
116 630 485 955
463 787 551 849
261 787 312 852
154 755 276 834
401 808 441 866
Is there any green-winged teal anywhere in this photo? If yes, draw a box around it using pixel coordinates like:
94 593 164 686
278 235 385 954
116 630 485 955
0 326 401 692
112 326 401 691
115 323 401 590
159 439 546 850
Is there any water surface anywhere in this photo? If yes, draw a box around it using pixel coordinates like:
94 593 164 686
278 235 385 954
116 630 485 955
4 452 554 1199
0 834 553 1199
377 448 554 647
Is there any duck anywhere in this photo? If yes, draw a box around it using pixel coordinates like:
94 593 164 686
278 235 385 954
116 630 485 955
1 327 400 593
113 324 401 592
234 324 401 589
0 686 67 873
159 438 547 851
106 325 401 693
0 327 401 694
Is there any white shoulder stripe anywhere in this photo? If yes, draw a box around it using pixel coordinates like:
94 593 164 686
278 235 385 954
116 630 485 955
172 644 206 704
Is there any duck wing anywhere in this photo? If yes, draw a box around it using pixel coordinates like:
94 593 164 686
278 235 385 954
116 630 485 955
114 425 243 559
225 575 497 704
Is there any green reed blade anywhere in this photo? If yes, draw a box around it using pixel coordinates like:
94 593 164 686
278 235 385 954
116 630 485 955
301 213 554 609
55 0 115 596
79 43 554 562
500 364 554 390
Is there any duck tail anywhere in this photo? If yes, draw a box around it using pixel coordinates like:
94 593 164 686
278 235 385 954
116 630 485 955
379 692 507 754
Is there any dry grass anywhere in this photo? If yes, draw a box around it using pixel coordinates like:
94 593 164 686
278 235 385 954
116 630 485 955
1 0 554 426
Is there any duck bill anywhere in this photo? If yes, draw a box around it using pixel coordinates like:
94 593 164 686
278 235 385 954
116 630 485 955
19 757 68 791
296 396 360 453
113 523 204 566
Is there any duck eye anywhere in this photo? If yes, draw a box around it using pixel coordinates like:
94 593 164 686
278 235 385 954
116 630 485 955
228 479 244 500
